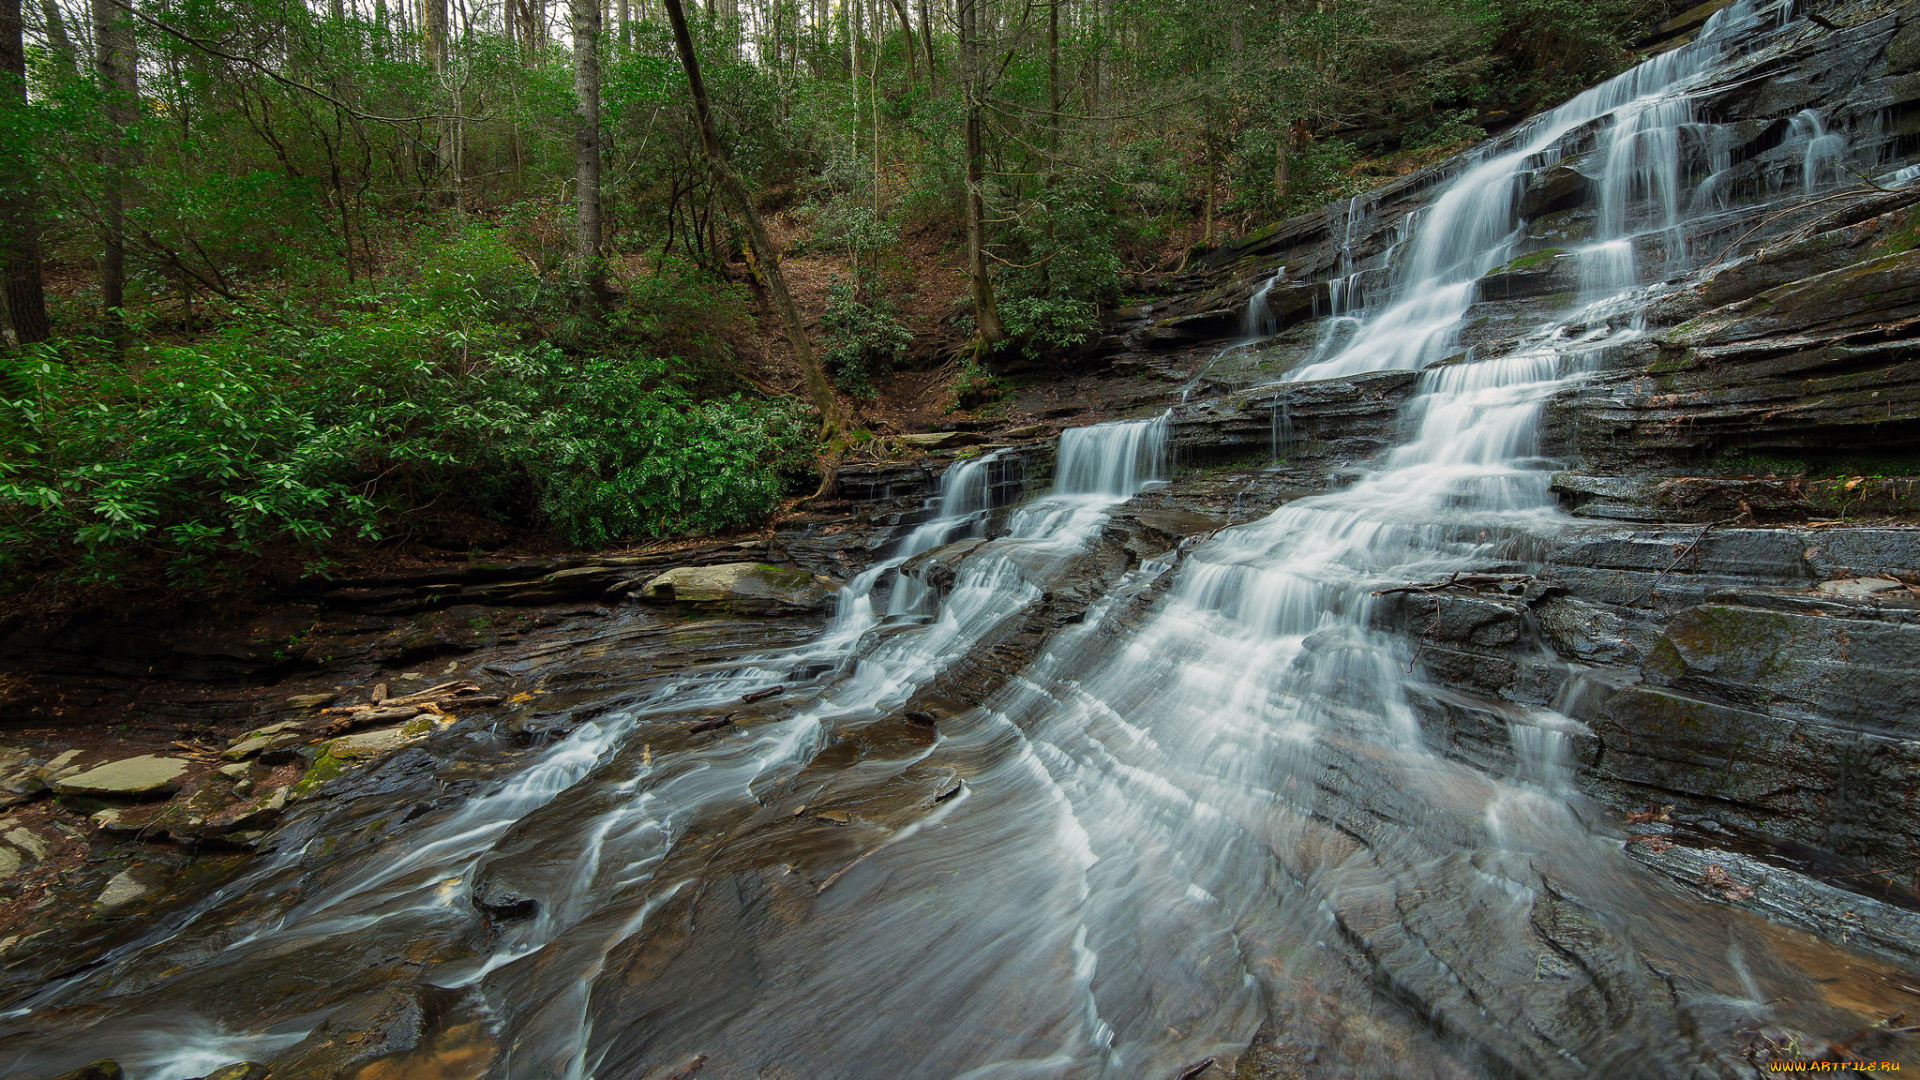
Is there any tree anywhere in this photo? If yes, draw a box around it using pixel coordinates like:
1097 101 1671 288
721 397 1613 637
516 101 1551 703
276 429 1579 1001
0 0 49 345
571 0 610 306
92 0 137 322
662 0 849 448
957 0 1004 352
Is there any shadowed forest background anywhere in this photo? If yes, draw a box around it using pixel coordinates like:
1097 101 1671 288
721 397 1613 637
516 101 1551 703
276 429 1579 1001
0 0 1677 591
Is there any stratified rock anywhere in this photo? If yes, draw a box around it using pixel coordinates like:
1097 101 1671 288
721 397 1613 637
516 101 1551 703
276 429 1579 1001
0 847 18 879
637 563 837 615
51 755 188 799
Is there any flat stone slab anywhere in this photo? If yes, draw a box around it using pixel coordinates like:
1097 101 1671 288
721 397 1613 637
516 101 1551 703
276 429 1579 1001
52 755 189 799
895 431 984 450
328 725 425 760
95 869 150 908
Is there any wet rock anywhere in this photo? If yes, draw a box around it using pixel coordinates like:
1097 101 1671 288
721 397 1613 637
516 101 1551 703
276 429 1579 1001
1803 528 1920 579
51 755 188 799
637 563 838 615
472 878 539 920
201 1064 271 1080
1552 472 1920 524
46 1061 123 1080
1555 245 1920 472
270 988 427 1080
1644 596 1920 734
1517 165 1590 218
898 539 990 597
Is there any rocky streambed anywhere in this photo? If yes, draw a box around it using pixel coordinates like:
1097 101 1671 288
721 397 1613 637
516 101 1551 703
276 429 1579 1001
7 1 1920 1077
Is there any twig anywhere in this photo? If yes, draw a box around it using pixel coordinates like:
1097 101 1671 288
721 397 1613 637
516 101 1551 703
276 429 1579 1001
1632 514 1748 606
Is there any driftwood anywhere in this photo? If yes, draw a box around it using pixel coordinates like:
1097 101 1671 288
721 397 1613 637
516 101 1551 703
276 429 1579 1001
742 685 785 703
688 714 736 734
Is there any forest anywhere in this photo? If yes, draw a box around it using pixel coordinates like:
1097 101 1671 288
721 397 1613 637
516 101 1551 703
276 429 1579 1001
1 0 1665 588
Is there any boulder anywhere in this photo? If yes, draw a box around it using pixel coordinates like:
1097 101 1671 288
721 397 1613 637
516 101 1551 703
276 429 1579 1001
52 755 189 799
637 563 838 615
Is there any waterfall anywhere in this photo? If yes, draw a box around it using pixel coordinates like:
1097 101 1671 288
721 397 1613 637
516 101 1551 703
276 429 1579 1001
4 3 1875 1077
1789 108 1849 192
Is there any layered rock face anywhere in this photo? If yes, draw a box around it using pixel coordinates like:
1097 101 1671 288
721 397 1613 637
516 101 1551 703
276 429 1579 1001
1119 0 1920 977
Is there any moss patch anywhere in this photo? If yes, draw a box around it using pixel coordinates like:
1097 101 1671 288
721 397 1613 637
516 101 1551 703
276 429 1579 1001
293 750 345 796
1495 248 1565 274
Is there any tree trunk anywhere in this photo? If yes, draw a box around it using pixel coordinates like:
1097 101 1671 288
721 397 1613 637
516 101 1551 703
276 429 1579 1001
91 0 134 322
663 0 848 446
917 0 933 88
958 0 1003 349
884 0 914 85
571 0 609 306
40 0 77 74
1 0 49 344
420 0 446 69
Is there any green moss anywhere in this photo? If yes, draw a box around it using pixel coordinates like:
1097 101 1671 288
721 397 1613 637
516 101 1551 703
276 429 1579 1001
293 750 345 796
1494 248 1565 274
748 564 813 588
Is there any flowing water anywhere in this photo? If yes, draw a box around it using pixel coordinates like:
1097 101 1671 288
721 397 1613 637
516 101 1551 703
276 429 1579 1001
3 3 1902 1077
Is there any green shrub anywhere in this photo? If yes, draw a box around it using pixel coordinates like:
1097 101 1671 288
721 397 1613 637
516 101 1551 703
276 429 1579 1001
819 276 912 397
415 227 547 320
0 316 815 585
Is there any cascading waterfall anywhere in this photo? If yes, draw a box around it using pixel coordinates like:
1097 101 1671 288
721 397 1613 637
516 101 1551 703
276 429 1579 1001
5 3 1894 1077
